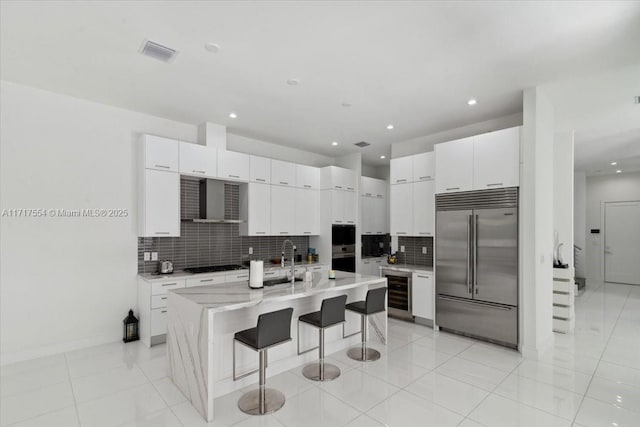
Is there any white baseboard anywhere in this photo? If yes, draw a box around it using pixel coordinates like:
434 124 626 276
1 334 120 366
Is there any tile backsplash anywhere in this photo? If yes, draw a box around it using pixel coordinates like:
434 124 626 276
138 178 309 273
396 236 433 267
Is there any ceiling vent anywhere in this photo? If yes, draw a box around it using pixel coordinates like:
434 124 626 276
635 96 640 104
139 40 177 62
354 141 371 148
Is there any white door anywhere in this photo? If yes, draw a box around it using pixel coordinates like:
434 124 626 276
473 126 520 189
142 169 180 237
435 136 474 193
249 155 271 184
179 142 217 178
390 183 413 236
412 180 435 237
246 183 271 236
271 186 296 235
390 156 414 184
605 201 640 285
295 189 320 235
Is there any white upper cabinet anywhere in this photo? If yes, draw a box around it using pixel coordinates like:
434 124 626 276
296 164 320 189
295 189 320 235
331 190 357 225
390 156 413 184
413 180 435 237
390 183 413 235
270 185 296 235
217 150 250 182
473 127 520 189
361 176 386 198
413 152 435 182
362 196 387 234
239 183 270 236
435 136 474 193
141 134 179 172
249 155 271 184
179 142 217 178
321 166 356 191
271 160 296 186
139 169 180 237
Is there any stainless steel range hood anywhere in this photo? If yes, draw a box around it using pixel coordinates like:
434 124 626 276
194 179 244 224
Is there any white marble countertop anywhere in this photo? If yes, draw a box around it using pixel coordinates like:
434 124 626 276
139 261 328 282
379 264 433 274
170 271 386 312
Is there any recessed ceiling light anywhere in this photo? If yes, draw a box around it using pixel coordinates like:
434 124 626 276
467 98 477 106
228 112 237 119
386 124 394 130
331 141 338 146
616 170 622 173
286 78 300 86
380 155 386 159
204 43 220 53
610 161 617 165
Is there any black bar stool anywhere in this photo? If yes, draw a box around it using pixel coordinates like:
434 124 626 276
343 287 387 361
233 307 293 415
297 294 348 381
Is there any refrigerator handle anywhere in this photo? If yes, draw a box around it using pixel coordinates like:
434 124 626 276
474 214 478 294
467 214 473 295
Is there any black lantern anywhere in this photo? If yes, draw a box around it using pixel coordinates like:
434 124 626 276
123 309 139 343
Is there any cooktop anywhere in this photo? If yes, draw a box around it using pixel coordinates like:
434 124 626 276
184 264 247 274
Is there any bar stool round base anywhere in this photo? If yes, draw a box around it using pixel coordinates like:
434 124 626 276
238 388 286 415
302 362 341 381
347 346 381 362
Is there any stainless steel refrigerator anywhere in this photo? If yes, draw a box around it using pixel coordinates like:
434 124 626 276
435 188 518 348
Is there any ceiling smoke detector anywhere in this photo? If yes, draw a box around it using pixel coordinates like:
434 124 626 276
139 40 177 62
354 141 371 148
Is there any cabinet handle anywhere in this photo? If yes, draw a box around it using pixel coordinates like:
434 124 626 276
396 179 407 183
304 185 312 188
200 279 214 282
335 185 343 189
279 181 288 185
155 232 170 235
364 192 372 196
155 164 170 169
304 231 311 234
419 176 431 180
419 232 432 235
255 231 266 234
417 275 430 279
347 221 355 223
397 232 407 235
161 310 168 313
445 187 460 191
161 283 177 286
236 274 249 279
486 183 503 187
335 220 343 223
192 170 205 174
279 232 288 234
161 297 167 300
256 178 266 182
265 272 276 276
228 174 240 179
347 187 354 191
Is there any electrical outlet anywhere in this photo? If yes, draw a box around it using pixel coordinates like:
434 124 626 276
248 247 253 255
400 245 405 253
151 252 158 261
143 252 151 261
422 247 427 254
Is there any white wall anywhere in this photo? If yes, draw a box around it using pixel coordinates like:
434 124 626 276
585 172 640 281
226 133 334 167
391 112 523 159
574 172 586 278
0 81 198 364
520 87 555 359
553 131 574 267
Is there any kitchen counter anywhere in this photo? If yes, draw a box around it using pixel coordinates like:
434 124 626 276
167 271 387 422
379 264 433 274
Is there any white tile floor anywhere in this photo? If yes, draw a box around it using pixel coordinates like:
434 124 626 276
2 281 640 426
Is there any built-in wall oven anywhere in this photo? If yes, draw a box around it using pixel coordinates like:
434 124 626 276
332 225 356 273
381 268 412 320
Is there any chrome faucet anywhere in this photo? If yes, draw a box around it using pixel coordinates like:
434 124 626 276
281 239 296 283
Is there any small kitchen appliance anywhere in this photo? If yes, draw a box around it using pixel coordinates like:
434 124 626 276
159 260 174 274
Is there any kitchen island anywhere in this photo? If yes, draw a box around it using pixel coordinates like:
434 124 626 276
166 271 387 422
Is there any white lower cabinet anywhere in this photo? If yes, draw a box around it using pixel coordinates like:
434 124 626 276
295 188 320 235
412 272 433 320
138 277 186 347
271 185 296 235
150 309 168 337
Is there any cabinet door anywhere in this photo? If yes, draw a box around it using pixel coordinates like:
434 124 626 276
390 156 413 184
295 189 320 235
373 179 387 199
361 196 374 234
339 168 357 191
372 197 387 234
151 308 168 337
412 273 433 320
360 177 374 197
179 142 216 178
296 165 320 189
373 258 384 277
271 160 296 187
142 169 180 237
142 135 179 172
473 127 520 189
412 180 435 237
331 190 345 224
435 136 474 193
271 185 296 235
390 184 413 236
413 152 435 182
344 190 357 225
249 155 271 184
217 150 250 181
241 183 270 236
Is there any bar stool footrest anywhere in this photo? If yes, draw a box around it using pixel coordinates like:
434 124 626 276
238 388 286 415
